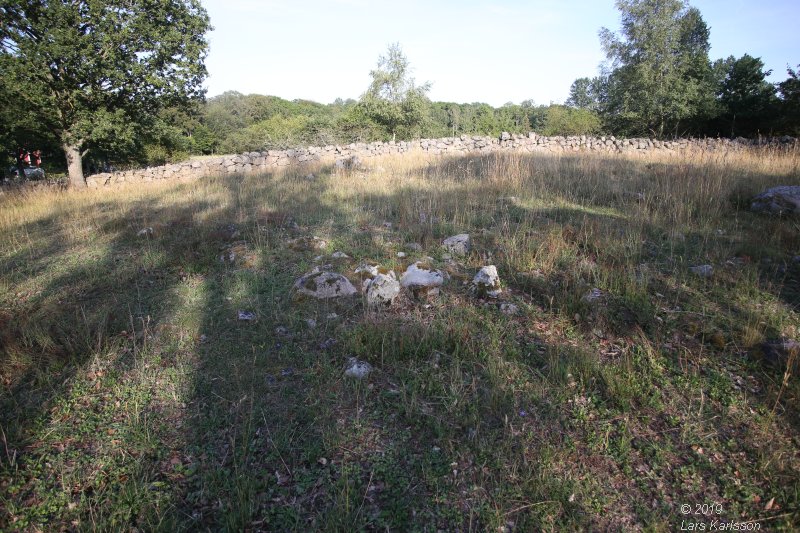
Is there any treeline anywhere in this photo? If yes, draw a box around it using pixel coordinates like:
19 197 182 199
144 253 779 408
6 0 798 176
148 0 800 165
143 95 601 164
566 0 799 139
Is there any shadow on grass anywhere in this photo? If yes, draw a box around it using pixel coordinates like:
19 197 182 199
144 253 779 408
1 151 799 530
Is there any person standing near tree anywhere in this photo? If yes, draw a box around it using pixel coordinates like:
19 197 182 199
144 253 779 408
15 147 27 179
31 149 41 167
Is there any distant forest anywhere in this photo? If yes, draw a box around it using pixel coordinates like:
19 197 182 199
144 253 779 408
3 0 798 175
137 94 605 165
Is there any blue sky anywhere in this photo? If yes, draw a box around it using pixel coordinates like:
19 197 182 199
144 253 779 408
201 0 800 106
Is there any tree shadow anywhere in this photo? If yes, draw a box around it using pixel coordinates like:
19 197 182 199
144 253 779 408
2 150 799 530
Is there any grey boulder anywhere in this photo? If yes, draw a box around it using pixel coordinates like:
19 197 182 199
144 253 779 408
442 233 470 256
751 186 800 215
294 270 357 299
365 271 401 307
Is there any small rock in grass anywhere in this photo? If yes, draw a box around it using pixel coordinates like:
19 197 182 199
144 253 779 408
344 357 373 379
396 251 407 258
275 326 290 336
319 338 337 350
238 310 256 321
293 270 357 299
690 264 713 278
331 251 349 259
582 288 605 303
366 271 401 307
137 227 153 237
750 185 800 215
442 233 470 256
472 265 501 298
354 262 380 277
500 303 519 315
305 318 317 329
400 261 446 300
405 243 423 251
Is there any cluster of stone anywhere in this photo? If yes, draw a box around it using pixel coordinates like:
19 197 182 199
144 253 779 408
84 133 797 188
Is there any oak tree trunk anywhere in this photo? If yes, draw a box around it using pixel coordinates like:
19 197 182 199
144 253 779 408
64 143 86 188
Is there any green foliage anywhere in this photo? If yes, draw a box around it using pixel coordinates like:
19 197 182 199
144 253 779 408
598 0 714 137
0 0 211 185
357 43 432 141
778 64 800 135
566 77 599 110
542 105 602 136
715 55 779 136
199 92 364 153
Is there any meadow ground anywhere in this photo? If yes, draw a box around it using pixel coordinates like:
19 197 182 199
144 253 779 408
1 148 799 531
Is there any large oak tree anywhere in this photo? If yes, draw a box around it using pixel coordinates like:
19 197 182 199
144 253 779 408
0 0 210 187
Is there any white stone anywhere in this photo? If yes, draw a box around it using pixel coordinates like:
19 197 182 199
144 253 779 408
442 234 470 256
344 357 373 379
331 251 350 259
400 261 446 299
355 263 379 277
366 271 401 307
293 271 357 299
401 262 445 289
500 303 519 315
472 265 501 297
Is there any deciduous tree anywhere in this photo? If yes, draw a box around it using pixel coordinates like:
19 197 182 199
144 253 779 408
716 54 778 137
777 64 800 135
0 0 211 186
358 43 431 141
566 77 599 110
598 0 713 137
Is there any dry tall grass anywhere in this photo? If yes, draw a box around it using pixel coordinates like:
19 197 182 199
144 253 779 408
1 146 799 531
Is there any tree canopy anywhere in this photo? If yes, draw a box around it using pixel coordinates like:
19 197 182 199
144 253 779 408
715 54 778 136
598 0 713 137
0 0 211 186
357 43 432 141
563 0 799 138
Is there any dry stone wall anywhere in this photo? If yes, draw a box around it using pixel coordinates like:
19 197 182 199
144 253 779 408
85 132 798 188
